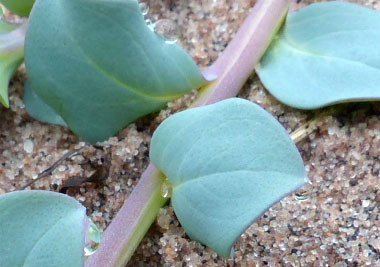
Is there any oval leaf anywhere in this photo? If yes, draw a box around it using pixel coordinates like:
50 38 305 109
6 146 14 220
150 98 307 256
0 0 34 16
256 2 380 109
25 0 204 143
0 190 86 267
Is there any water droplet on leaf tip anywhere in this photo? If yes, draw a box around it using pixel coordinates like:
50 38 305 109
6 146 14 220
201 70 218 82
230 247 235 258
139 2 149 16
84 218 101 257
84 244 99 257
145 19 155 31
161 179 173 199
165 39 178 45
154 19 179 44
255 62 262 70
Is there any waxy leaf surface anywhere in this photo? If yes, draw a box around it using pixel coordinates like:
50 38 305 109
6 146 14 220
0 190 86 267
23 81 66 126
25 0 204 143
0 0 35 16
256 2 380 109
150 98 307 256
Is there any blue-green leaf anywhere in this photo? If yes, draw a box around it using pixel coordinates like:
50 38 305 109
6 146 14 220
0 0 35 16
25 0 204 143
150 98 307 257
23 81 67 126
256 1 380 109
0 190 86 267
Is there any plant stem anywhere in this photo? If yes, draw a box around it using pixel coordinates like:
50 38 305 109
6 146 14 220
196 0 290 106
85 164 167 267
290 121 318 144
86 1 291 266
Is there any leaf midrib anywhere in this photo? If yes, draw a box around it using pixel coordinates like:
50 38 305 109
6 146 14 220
62 1 186 102
280 34 380 72
22 215 72 266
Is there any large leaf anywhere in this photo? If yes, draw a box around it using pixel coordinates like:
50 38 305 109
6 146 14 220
150 98 307 256
0 0 35 16
0 23 24 107
23 80 66 126
0 190 86 267
256 2 380 109
25 0 204 143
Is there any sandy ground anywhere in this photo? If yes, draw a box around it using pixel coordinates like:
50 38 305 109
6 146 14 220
1 0 380 266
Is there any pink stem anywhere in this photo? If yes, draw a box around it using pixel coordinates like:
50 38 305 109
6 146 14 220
197 0 290 106
85 164 166 267
86 0 291 266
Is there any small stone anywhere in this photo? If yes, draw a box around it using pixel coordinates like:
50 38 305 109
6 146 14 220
23 139 34 154
362 200 370 208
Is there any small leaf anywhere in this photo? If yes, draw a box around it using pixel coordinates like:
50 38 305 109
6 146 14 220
150 98 307 256
0 19 14 32
0 23 24 107
23 81 67 126
0 0 35 16
0 190 86 267
25 0 204 143
256 2 380 109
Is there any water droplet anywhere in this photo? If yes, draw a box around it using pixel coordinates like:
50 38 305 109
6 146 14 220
255 62 262 70
154 19 179 44
294 177 313 201
230 247 235 258
145 19 155 32
139 2 149 16
201 69 218 82
84 218 101 257
161 179 173 199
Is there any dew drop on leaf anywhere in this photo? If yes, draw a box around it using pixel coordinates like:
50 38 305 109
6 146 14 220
230 248 235 258
154 19 179 44
294 177 313 201
84 218 101 257
145 18 155 31
138 2 149 16
161 179 173 199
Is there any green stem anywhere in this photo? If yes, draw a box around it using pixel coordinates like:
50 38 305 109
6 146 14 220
85 0 291 266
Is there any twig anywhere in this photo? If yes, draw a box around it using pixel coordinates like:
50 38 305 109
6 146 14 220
290 106 345 144
18 148 81 190
290 120 318 144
